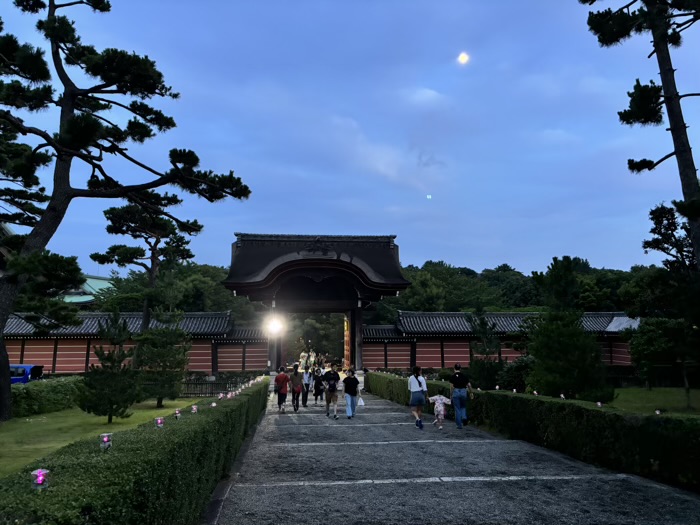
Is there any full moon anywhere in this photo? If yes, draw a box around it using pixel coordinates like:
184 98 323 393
457 52 470 65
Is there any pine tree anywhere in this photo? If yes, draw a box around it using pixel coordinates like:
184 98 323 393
0 1 250 421
80 312 141 423
90 197 200 332
578 0 700 267
134 312 190 409
529 257 608 398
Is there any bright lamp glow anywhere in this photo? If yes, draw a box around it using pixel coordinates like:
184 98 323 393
155 417 164 428
265 315 284 335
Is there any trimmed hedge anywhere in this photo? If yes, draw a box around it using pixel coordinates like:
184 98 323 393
0 378 269 525
365 372 700 493
11 377 83 418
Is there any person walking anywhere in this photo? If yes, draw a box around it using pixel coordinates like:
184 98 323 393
302 365 313 407
322 362 341 420
274 366 290 413
449 363 472 429
342 369 360 419
289 363 304 412
312 368 324 405
428 393 451 430
408 366 429 429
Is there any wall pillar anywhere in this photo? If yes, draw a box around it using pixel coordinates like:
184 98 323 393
352 307 363 370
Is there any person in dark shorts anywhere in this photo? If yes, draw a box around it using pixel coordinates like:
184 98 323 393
312 368 324 404
408 366 428 429
449 363 472 429
322 362 341 420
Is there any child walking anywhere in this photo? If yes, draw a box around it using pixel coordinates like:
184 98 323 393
428 393 451 430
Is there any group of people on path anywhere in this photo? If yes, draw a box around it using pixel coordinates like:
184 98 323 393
274 362 362 420
407 363 472 430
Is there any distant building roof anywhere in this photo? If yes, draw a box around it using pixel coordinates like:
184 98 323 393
4 311 236 339
62 275 113 305
365 311 638 339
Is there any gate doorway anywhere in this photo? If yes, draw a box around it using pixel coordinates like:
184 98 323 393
223 234 410 371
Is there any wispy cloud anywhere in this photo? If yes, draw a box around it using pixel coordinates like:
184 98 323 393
400 87 448 106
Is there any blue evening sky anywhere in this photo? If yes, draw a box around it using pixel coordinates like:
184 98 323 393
5 1 700 275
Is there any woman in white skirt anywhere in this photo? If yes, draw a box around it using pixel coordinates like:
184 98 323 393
408 366 429 429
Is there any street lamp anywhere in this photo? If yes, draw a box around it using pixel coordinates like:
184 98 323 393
265 315 284 336
265 314 285 370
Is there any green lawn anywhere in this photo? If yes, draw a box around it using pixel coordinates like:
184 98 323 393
0 399 202 478
608 387 700 417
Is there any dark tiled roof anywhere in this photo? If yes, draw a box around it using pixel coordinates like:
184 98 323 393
4 312 233 338
363 325 401 339
397 311 471 335
474 312 539 334
224 234 410 298
224 328 267 341
365 311 638 339
580 313 615 333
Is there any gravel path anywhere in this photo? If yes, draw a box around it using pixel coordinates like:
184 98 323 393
211 392 700 525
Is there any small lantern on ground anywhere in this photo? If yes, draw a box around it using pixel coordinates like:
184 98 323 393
596 402 603 408
512 389 517 394
31 469 49 489
191 405 198 414
218 393 224 400
211 402 217 408
227 392 233 399
655 409 661 415
175 409 181 420
533 390 539 396
154 416 165 429
477 387 481 392
560 394 566 400
100 433 112 451
495 385 500 390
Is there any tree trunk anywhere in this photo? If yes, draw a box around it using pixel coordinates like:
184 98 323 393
0 340 12 422
108 412 113 424
156 396 164 408
681 362 691 409
652 25 700 269
0 189 73 421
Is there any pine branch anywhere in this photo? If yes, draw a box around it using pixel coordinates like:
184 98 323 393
679 93 700 100
55 1 88 8
628 152 676 172
82 82 117 94
47 1 78 92
71 172 178 199
0 110 99 162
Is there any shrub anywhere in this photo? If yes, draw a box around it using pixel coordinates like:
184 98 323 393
578 384 616 403
496 355 535 392
0 379 269 525
11 377 83 418
468 359 503 389
365 372 700 493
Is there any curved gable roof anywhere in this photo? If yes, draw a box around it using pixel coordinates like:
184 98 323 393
224 234 410 296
